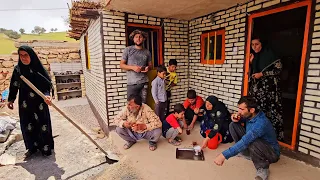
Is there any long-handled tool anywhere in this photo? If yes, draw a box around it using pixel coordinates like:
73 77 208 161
20 75 119 164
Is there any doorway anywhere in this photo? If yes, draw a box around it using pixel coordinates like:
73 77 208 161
244 1 312 150
126 23 163 110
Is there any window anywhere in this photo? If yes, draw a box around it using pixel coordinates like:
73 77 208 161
201 29 225 65
84 34 90 70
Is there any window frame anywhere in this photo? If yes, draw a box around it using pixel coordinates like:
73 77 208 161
84 33 91 70
200 29 226 65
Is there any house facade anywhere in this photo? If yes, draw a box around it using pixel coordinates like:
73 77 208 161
69 0 320 165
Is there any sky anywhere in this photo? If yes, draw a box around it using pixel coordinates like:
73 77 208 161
0 0 72 33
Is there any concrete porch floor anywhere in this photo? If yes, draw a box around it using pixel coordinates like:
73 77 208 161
103 124 320 180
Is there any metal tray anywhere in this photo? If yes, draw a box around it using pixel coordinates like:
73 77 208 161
176 148 205 161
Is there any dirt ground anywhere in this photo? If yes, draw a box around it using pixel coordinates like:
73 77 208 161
1 98 320 180
0 98 140 180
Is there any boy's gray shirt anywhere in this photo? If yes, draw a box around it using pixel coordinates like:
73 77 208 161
122 45 151 85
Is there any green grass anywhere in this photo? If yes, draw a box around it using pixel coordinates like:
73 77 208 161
0 34 16 54
0 32 77 55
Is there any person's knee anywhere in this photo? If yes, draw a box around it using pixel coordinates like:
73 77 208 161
116 127 126 135
151 128 162 140
229 122 236 130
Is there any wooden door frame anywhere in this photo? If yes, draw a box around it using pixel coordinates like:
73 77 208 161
126 23 164 67
243 0 312 150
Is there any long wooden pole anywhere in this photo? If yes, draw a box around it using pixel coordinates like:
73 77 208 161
19 75 109 156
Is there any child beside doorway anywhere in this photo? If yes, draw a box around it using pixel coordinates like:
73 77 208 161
165 59 178 115
151 65 167 122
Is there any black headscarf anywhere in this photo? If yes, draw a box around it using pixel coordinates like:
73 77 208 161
251 45 278 74
17 46 52 93
205 96 229 115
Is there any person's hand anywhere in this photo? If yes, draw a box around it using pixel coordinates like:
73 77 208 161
123 121 132 128
188 123 195 130
132 66 142 73
177 127 183 134
7 101 14 110
155 101 159 104
141 66 149 73
231 113 241 122
194 108 200 114
249 53 254 64
214 153 226 166
201 137 210 150
183 122 188 129
132 123 147 132
252 72 263 79
44 96 52 106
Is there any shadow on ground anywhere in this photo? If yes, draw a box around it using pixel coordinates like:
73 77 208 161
16 152 65 180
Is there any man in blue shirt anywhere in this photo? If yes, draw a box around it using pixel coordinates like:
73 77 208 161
214 96 280 180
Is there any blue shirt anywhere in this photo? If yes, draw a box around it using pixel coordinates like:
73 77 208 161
151 76 167 103
222 111 280 159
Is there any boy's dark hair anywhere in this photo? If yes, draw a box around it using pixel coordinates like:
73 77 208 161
174 103 185 113
169 59 178 66
127 94 142 106
238 96 259 113
157 65 167 73
187 90 197 99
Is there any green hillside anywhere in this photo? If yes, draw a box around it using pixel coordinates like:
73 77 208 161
0 32 77 55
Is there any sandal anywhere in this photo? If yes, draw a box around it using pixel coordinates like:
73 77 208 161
123 141 136 150
149 141 157 151
168 139 181 146
174 137 182 142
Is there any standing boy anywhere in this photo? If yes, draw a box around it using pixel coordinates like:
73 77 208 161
165 59 178 115
151 65 167 122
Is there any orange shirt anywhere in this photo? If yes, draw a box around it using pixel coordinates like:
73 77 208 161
183 96 204 110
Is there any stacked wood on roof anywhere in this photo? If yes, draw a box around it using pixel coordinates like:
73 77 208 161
68 1 101 40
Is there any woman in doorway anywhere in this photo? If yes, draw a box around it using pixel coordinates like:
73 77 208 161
7 46 54 157
249 36 284 141
200 96 233 149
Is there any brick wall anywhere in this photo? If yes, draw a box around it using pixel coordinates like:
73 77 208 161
298 0 320 159
189 3 248 111
189 0 320 159
101 12 189 125
80 16 107 121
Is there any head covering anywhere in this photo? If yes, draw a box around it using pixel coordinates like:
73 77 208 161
17 46 52 92
251 42 278 74
205 96 230 117
129 29 148 40
18 46 49 78
206 96 218 107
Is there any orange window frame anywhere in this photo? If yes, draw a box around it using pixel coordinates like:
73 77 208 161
201 29 225 65
243 0 312 150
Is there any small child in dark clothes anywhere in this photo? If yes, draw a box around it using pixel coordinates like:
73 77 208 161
162 104 188 146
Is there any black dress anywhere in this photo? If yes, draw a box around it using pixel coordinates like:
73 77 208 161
8 46 54 156
249 47 284 141
200 96 233 143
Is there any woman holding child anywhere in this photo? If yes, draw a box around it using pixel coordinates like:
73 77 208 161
200 96 233 149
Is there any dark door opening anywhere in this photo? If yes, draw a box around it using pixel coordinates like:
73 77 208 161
126 24 163 110
244 0 312 150
252 6 307 145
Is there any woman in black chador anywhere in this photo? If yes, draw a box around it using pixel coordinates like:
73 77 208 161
249 37 284 141
8 46 54 157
